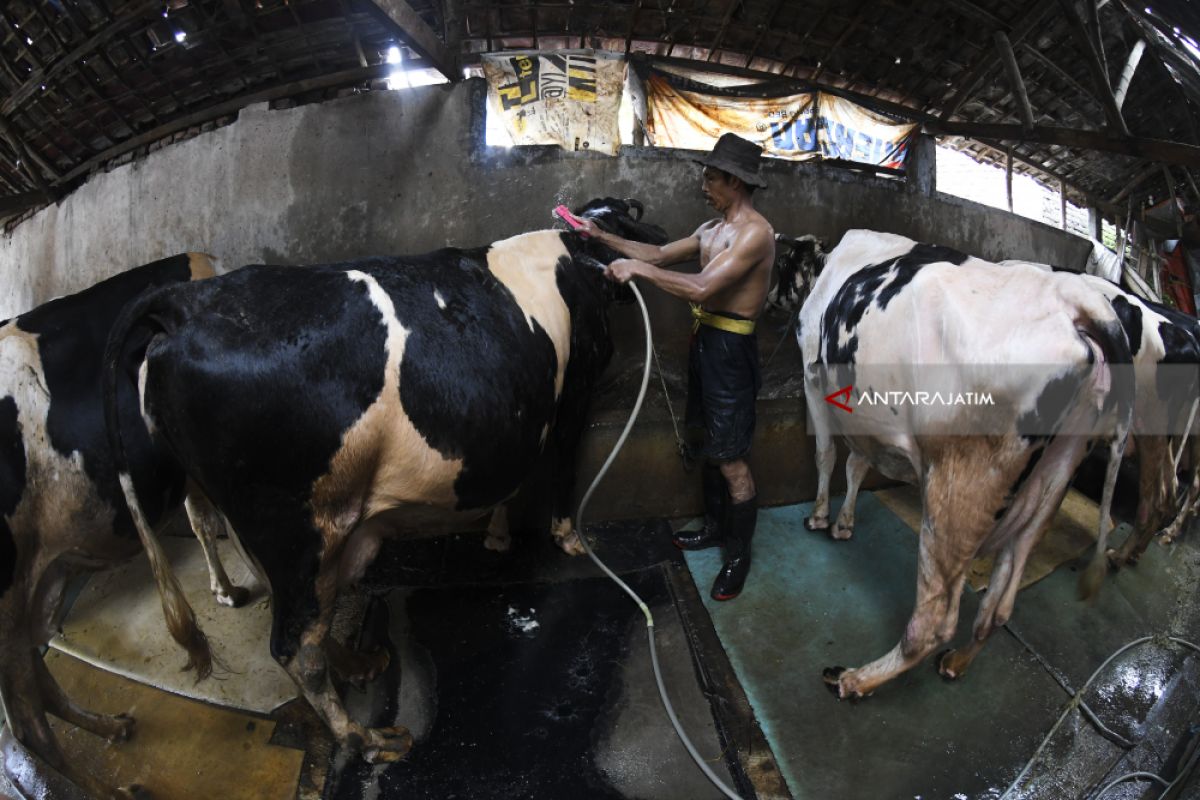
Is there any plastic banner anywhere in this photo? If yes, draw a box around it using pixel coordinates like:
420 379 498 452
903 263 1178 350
817 93 916 169
483 50 624 155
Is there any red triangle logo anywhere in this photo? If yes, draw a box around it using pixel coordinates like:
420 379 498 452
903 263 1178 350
825 385 854 413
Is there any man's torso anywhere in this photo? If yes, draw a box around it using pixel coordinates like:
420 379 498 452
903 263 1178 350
697 212 774 320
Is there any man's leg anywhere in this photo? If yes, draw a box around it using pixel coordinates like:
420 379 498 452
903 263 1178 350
673 462 728 550
711 458 758 601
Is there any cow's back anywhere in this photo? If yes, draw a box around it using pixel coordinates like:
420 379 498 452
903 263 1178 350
141 239 577 527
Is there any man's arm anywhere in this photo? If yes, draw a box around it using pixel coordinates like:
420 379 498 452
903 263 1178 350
607 222 773 305
578 218 702 266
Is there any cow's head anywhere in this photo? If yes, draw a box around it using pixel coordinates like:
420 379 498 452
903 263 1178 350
573 197 670 246
567 197 669 301
767 233 827 312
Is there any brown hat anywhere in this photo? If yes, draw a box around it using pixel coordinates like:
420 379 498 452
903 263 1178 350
693 133 767 189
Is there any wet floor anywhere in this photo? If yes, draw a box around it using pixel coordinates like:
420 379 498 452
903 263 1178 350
2 499 1199 799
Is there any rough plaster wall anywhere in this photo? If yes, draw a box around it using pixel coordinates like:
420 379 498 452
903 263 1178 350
0 77 1091 335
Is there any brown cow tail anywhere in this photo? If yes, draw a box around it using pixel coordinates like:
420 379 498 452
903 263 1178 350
103 288 214 680
118 472 213 679
1074 294 1136 603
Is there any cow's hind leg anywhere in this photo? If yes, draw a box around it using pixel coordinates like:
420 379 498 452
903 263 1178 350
825 445 1001 699
185 488 250 607
831 452 870 540
940 434 1090 679
254 518 412 763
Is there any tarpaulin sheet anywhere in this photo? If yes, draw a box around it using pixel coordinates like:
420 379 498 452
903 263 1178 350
483 50 624 155
817 92 916 169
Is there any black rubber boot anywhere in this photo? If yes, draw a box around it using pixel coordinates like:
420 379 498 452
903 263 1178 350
711 496 757 601
673 465 727 551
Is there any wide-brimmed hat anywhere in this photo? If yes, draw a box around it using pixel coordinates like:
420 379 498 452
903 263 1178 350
692 132 767 189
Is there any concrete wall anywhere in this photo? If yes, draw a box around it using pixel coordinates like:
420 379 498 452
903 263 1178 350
0 78 1095 520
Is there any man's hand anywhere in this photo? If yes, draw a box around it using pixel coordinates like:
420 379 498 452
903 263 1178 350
605 258 641 284
577 217 603 239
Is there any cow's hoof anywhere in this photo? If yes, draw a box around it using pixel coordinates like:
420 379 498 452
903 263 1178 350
116 783 151 800
483 531 512 552
804 516 829 533
217 585 251 608
936 649 962 681
831 523 853 541
103 712 136 742
822 666 846 697
364 726 414 763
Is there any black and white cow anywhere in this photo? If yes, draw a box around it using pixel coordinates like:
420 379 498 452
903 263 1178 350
793 230 1134 699
105 199 668 762
0 253 248 800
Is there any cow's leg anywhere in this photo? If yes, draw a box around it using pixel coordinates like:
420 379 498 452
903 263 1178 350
184 488 249 608
547 384 592 558
1108 436 1173 568
940 435 1091 679
257 519 412 763
482 505 511 552
831 451 871 540
824 447 999 699
1 614 143 800
1162 469 1200 543
805 411 837 533
30 563 135 742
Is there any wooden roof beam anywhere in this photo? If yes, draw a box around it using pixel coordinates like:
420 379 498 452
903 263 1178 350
928 118 1200 165
707 0 740 62
742 0 787 67
1052 0 1129 136
994 31 1035 131
0 0 160 118
940 0 1054 120
369 0 460 82
1113 38 1145 109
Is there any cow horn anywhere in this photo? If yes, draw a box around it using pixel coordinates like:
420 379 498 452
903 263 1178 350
624 198 644 221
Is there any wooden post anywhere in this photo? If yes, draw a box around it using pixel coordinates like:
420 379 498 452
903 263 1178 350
1006 146 1014 212
1060 179 1068 230
1163 165 1184 239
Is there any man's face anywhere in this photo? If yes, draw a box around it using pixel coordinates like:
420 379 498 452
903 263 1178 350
701 167 738 211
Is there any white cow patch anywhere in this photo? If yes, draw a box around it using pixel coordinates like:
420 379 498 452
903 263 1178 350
485 231 573 399
433 290 446 310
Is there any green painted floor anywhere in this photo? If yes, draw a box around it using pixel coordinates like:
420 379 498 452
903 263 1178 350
684 493 1200 800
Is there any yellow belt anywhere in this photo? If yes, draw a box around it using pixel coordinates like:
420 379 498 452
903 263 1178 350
691 304 756 335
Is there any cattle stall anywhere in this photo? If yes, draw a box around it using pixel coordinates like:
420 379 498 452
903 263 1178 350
1 4 1199 799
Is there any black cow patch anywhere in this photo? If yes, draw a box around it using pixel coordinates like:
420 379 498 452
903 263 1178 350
821 242 968 364
1110 296 1143 359
0 395 24 597
16 253 194 537
371 248 564 510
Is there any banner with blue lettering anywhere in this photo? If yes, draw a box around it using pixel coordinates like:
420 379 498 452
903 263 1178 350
483 50 625 155
640 67 818 161
817 93 916 169
636 64 915 170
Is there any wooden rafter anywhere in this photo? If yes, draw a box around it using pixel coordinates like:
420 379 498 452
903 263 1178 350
994 31 1035 131
1 0 161 118
707 0 740 62
929 118 1200 166
940 0 1054 121
1052 0 1129 135
369 0 459 81
811 5 866 83
1113 38 1145 109
742 0 786 67
624 0 643 55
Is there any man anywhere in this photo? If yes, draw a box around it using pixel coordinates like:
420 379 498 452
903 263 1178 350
579 133 775 601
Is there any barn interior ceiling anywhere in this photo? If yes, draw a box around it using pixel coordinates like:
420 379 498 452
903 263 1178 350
3 0 1200 233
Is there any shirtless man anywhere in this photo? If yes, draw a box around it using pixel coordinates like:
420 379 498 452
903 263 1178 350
579 133 775 601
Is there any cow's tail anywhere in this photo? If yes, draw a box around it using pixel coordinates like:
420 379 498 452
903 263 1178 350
1074 292 1136 602
103 289 213 680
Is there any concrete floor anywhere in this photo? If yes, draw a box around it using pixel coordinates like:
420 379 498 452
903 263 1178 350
3 488 1199 800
